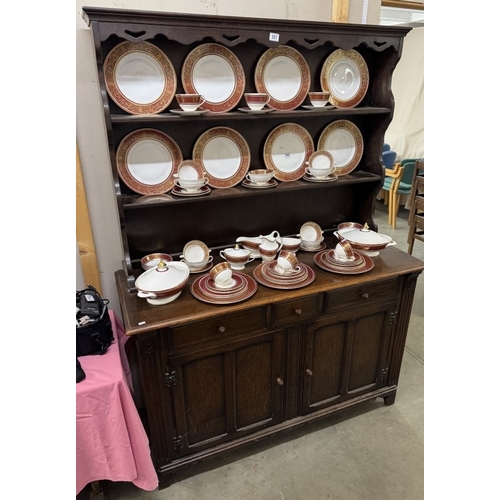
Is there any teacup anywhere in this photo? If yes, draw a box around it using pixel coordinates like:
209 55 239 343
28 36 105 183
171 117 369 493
280 236 301 253
334 238 355 261
259 244 280 262
176 94 205 112
301 237 324 250
220 247 255 270
308 91 331 107
244 93 270 110
209 261 233 286
246 169 274 185
174 177 209 192
180 255 213 271
276 250 300 274
305 166 335 178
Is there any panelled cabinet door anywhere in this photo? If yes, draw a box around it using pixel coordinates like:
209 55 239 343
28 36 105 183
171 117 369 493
301 302 396 415
170 330 284 458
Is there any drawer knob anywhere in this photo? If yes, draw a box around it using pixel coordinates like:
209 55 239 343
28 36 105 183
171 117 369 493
276 377 284 386
358 291 369 299
306 369 313 376
218 326 226 333
294 308 302 315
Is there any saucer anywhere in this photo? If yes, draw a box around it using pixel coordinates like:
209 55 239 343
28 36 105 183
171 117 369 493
242 179 278 189
238 107 274 114
299 241 327 252
170 108 209 116
213 278 236 289
187 261 214 274
302 104 335 111
302 173 338 183
171 185 211 197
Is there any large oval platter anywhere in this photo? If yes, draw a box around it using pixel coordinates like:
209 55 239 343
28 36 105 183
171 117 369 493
104 41 177 115
263 123 314 181
193 127 251 188
320 49 369 108
317 120 364 176
255 46 311 111
116 128 183 195
181 43 245 113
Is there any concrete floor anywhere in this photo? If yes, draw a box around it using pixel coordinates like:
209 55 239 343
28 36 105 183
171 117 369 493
92 201 424 500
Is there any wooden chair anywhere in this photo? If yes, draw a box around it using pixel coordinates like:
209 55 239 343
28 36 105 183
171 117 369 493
407 159 424 254
381 162 403 229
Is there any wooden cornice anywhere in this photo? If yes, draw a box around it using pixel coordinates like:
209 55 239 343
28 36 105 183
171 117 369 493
382 1 424 10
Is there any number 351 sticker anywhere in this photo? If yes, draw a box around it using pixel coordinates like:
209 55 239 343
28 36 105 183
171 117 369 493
269 32 280 42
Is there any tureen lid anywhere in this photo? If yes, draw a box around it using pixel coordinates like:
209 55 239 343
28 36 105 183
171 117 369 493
135 260 190 292
339 223 393 245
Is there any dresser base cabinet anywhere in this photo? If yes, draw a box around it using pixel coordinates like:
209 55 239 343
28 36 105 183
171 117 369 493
117 247 423 489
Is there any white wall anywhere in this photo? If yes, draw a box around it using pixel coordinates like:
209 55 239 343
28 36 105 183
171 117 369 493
76 0 422 315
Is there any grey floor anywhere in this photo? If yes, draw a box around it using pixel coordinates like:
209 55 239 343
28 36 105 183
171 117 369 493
91 201 424 500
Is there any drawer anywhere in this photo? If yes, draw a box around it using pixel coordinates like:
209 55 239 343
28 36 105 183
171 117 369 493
168 307 267 351
271 295 319 327
323 279 398 314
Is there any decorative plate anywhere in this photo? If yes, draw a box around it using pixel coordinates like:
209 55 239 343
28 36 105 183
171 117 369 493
104 41 177 115
263 123 314 181
314 250 374 275
255 46 311 111
181 43 245 113
190 272 258 304
116 128 183 195
320 49 369 108
317 120 364 176
253 262 316 290
193 127 251 188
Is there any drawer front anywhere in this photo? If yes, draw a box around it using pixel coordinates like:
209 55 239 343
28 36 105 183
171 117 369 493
271 295 318 327
168 307 267 351
323 279 398 314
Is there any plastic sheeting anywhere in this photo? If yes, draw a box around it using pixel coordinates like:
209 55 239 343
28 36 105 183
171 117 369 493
385 27 424 161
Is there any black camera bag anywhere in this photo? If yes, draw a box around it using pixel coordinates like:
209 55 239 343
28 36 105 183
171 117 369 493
76 285 114 356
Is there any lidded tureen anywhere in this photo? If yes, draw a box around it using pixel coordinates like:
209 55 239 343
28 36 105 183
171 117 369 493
336 222 396 251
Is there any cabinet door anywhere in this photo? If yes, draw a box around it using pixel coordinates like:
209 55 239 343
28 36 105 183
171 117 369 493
301 302 395 415
170 330 284 457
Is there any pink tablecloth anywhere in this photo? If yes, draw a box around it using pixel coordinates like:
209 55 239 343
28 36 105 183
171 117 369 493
76 311 158 495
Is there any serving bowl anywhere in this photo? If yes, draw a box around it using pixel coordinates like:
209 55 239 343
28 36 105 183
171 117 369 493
281 236 302 253
141 253 173 271
337 222 397 251
135 260 190 305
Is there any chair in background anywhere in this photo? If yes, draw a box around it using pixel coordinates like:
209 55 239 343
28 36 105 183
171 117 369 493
383 142 391 152
407 159 424 254
390 159 417 228
379 149 398 208
380 159 402 228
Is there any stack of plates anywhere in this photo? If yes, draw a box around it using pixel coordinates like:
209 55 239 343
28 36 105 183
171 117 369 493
190 272 257 304
313 249 374 275
253 261 316 290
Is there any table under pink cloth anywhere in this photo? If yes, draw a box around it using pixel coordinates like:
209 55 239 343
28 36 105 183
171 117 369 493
76 310 158 495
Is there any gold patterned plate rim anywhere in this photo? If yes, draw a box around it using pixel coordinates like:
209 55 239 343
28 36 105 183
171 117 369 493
241 179 278 189
255 45 311 111
317 120 364 176
193 126 251 188
116 128 183 195
181 43 245 113
104 41 176 115
263 123 314 182
320 48 369 108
